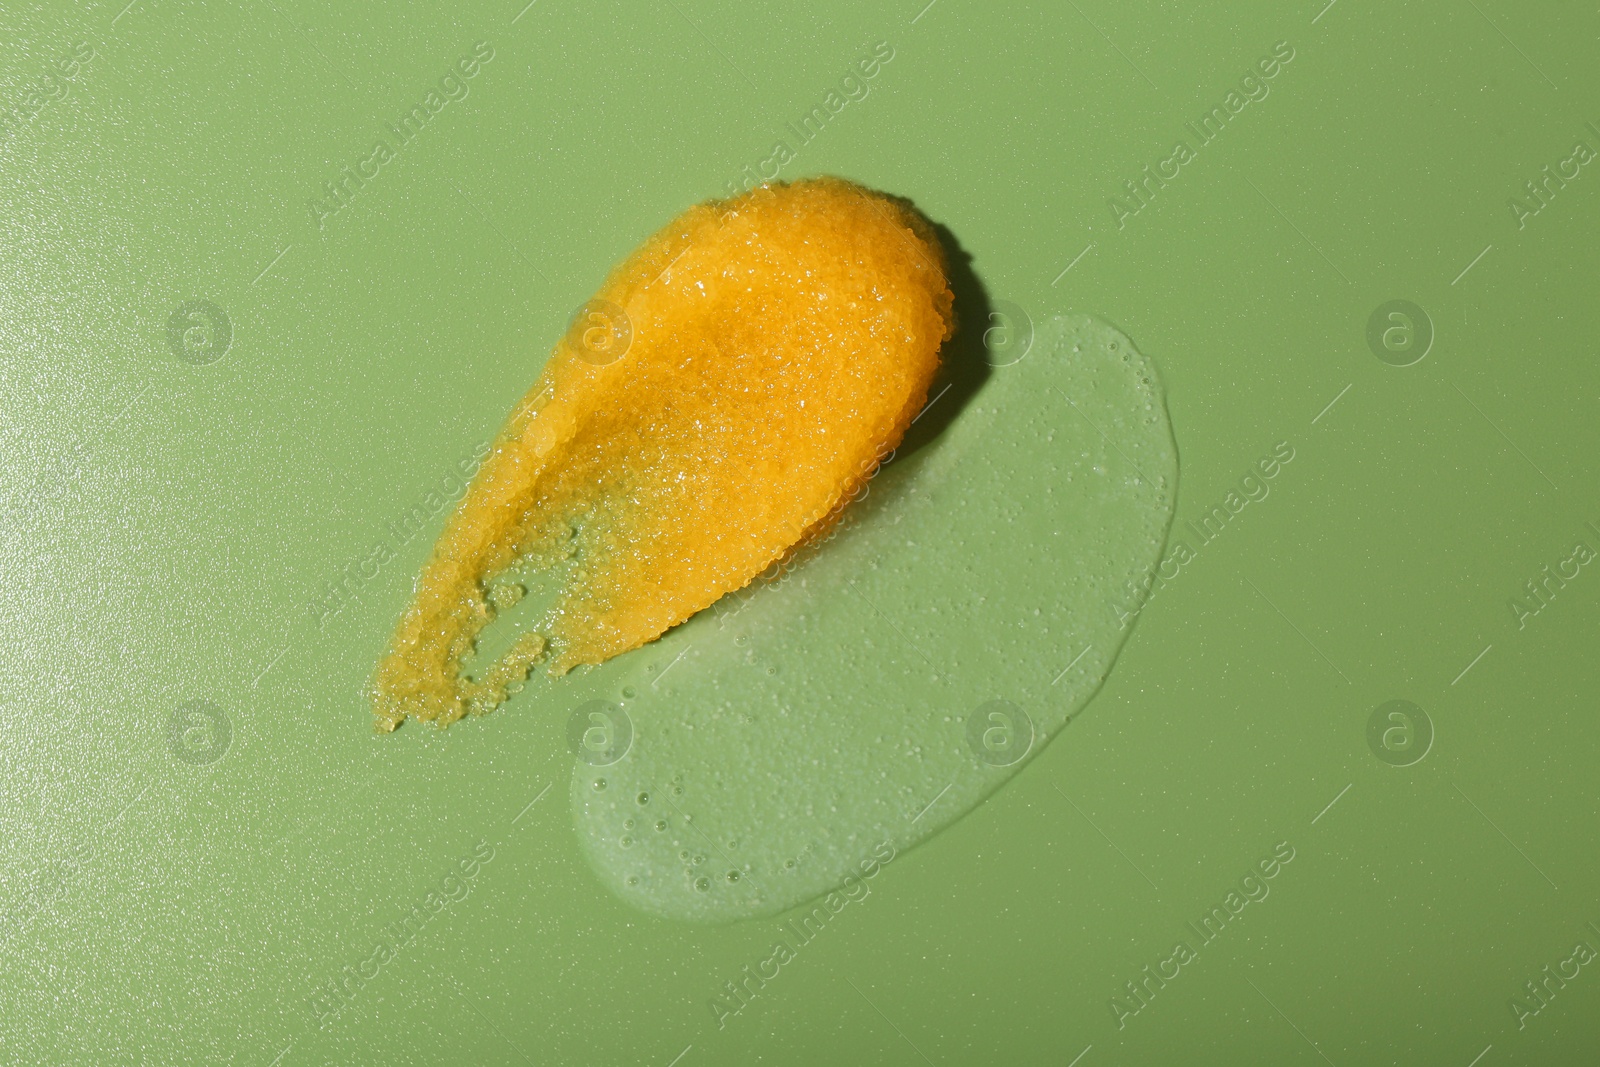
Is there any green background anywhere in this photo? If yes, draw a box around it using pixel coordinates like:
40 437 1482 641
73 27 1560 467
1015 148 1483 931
2 0 1596 1063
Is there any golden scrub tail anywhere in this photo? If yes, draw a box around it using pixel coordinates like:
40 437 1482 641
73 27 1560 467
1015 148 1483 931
370 177 954 731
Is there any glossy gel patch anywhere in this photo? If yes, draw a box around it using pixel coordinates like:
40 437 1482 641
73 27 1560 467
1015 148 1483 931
574 314 1178 921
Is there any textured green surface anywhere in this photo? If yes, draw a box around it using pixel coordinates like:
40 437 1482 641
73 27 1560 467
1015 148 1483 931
2 0 1598 1064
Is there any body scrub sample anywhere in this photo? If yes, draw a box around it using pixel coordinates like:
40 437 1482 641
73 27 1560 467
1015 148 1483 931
370 178 954 731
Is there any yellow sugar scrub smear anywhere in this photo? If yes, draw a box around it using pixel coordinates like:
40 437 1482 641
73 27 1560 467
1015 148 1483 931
369 177 954 731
